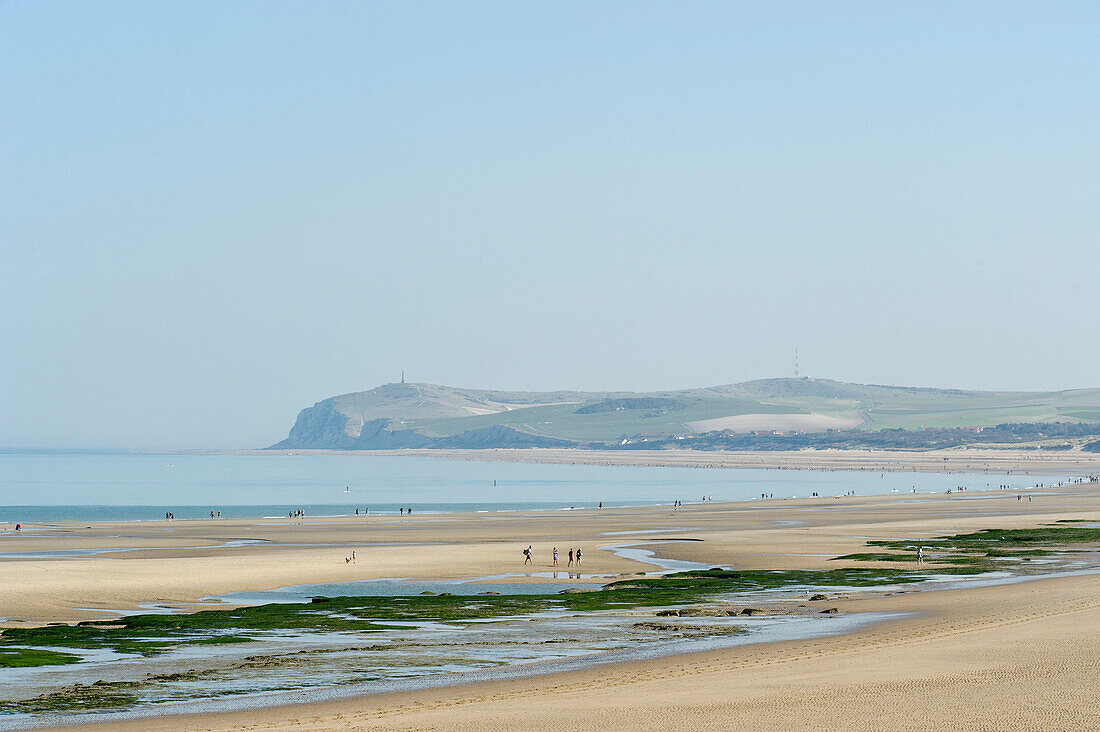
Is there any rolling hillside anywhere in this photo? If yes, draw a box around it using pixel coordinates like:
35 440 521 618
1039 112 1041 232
270 379 1100 450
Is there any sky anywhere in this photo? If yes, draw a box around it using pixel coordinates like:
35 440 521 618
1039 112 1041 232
2 1 1098 449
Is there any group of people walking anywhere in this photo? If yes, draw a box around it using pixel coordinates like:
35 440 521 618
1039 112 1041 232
524 545 582 567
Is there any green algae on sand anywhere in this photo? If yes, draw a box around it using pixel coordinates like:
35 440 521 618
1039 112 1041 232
0 567 920 660
0 648 82 668
832 525 1100 571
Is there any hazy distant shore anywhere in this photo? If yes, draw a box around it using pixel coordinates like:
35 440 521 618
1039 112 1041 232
212 446 1100 475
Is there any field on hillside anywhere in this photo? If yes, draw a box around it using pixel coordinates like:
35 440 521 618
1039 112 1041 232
855 390 1100 430
391 387 1100 440
399 397 806 441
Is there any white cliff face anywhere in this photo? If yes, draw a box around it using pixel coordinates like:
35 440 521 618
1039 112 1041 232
270 400 361 449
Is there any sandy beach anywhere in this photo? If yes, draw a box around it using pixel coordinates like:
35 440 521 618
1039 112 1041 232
3 477 1099 730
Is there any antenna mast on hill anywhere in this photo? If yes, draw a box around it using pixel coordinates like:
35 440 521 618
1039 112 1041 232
794 348 799 378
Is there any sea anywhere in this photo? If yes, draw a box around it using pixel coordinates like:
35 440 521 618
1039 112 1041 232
0 449 1059 524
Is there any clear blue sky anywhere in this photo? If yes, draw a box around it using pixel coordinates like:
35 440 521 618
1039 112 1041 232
2 1 1098 449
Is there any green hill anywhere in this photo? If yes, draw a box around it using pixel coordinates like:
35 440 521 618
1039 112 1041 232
270 379 1100 450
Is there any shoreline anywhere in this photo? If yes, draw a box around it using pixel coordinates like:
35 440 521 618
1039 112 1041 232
204 446 1100 475
6 463 1087 527
0 475 1083 528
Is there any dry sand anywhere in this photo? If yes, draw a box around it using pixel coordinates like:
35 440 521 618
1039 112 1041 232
3 476 1099 731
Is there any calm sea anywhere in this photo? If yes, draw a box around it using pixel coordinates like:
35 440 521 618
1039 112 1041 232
0 449 1054 524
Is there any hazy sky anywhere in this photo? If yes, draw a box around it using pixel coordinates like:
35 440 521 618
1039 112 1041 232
2 2 1098 449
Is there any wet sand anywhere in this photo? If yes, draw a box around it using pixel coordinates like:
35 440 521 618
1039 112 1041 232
3 480 1099 730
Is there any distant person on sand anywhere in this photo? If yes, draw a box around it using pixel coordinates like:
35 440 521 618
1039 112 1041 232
917 546 924 564
14 524 20 532
567 548 574 567
575 548 582 566
523 545 533 565
552 547 559 566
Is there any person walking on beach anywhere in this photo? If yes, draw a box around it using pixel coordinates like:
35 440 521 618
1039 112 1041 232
575 547 582 566
567 548 574 567
523 545 533 565
552 547 559 566
917 546 924 564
